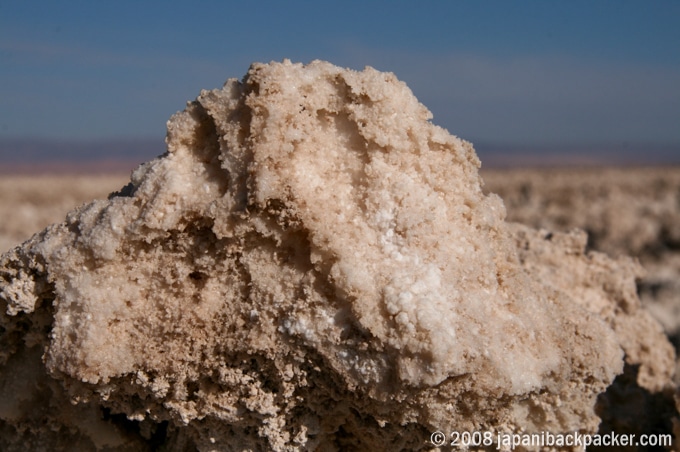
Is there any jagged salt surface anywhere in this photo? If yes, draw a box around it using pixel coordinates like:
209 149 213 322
0 60 674 451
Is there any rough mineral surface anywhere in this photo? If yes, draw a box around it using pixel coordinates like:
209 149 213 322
0 60 676 451
484 168 680 356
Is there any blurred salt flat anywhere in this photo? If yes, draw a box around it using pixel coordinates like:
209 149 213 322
0 174 129 253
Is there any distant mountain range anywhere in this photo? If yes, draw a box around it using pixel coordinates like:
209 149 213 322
0 138 678 174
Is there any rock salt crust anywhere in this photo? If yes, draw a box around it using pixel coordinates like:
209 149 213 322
0 60 676 450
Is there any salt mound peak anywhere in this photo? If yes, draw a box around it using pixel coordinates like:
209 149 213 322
0 60 674 450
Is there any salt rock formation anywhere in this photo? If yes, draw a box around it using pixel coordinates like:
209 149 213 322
0 60 675 450
484 168 680 357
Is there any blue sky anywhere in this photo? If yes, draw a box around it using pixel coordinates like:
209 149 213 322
1 1 679 165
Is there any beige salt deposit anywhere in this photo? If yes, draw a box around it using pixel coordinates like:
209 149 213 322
0 60 676 450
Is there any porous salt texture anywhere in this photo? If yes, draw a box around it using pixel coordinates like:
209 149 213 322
0 60 675 450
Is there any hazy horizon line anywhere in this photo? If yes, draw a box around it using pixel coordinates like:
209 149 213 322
1 137 678 174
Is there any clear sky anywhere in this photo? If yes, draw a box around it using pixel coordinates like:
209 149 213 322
1 1 679 164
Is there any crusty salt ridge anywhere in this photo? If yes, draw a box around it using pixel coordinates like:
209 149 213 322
0 60 675 450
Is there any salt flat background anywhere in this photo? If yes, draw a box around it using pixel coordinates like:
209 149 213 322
2 167 679 356
0 174 129 253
